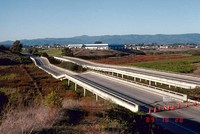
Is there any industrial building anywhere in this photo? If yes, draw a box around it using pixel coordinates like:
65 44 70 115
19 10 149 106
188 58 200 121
84 44 108 50
68 44 109 50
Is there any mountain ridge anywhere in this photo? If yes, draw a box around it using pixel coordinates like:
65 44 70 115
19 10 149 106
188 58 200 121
1 33 200 45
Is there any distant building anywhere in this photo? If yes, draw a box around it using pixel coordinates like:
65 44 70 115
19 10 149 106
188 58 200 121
68 44 108 50
108 44 125 50
68 44 83 48
159 45 169 49
84 44 108 50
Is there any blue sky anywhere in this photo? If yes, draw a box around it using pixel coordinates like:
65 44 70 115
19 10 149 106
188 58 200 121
0 0 200 41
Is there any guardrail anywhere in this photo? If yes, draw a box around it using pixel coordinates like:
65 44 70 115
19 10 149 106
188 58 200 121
30 56 139 112
60 56 200 81
87 65 197 89
91 71 188 101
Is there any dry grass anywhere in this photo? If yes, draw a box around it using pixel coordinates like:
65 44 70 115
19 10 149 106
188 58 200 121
62 99 80 109
0 73 17 80
0 105 58 134
90 54 191 65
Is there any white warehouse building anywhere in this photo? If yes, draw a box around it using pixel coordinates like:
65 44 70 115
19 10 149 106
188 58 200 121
68 44 109 50
84 44 108 50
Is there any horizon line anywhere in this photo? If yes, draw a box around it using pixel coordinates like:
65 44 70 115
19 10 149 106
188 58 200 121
1 33 200 42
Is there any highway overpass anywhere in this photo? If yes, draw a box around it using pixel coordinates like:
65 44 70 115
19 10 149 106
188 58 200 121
31 56 200 134
54 56 200 89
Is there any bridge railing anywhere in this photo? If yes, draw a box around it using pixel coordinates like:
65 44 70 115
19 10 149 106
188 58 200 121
55 56 199 89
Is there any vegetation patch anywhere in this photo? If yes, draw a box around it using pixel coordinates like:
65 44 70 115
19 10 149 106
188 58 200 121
106 105 172 134
40 48 62 56
128 56 200 73
90 54 190 65
0 73 17 80
58 62 87 73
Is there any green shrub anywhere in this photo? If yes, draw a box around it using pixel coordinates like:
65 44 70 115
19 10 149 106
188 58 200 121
48 56 61 65
59 62 86 72
40 52 49 57
45 91 63 108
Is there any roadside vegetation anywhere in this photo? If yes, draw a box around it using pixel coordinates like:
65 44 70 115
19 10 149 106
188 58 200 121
128 56 200 73
0 42 31 65
145 49 200 56
90 54 190 65
23 47 62 56
72 48 130 60
40 48 62 56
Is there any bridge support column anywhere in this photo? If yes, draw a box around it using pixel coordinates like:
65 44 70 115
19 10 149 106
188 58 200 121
122 74 124 79
155 82 157 86
83 88 86 97
117 73 118 77
139 78 141 82
111 72 113 76
134 77 136 81
68 80 70 86
149 80 151 85
169 85 171 88
75 83 77 91
96 94 98 101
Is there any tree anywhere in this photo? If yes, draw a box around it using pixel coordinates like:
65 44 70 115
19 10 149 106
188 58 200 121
0 45 9 50
94 41 102 44
61 48 73 56
28 48 33 54
82 44 86 48
10 40 23 53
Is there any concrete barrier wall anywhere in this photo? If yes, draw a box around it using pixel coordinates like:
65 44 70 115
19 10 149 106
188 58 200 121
188 99 200 104
63 73 139 112
88 66 196 89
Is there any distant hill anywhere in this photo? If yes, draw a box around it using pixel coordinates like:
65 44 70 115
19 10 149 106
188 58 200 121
1 33 200 45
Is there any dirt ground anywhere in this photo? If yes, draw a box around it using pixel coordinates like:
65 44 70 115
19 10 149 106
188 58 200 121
191 63 200 76
72 48 124 56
